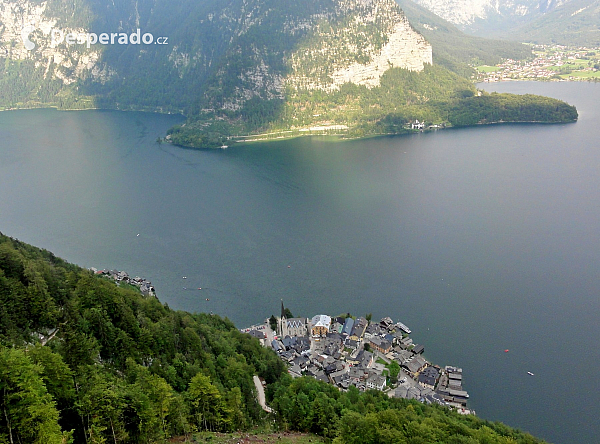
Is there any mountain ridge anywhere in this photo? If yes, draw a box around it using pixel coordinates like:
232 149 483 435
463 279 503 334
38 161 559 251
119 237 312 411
409 0 600 46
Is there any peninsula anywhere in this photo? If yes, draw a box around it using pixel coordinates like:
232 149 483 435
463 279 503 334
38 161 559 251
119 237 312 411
242 305 473 414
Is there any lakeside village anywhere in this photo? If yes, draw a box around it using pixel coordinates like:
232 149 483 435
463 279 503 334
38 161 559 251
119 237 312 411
90 268 156 297
241 304 474 415
476 44 600 82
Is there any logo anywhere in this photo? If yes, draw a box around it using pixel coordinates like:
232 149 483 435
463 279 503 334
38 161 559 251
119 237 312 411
19 26 167 51
21 25 36 51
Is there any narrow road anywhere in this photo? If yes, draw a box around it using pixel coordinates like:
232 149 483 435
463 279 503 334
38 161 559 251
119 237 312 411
253 375 273 413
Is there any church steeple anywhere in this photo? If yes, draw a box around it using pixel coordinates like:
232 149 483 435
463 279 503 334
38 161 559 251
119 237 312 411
280 299 286 320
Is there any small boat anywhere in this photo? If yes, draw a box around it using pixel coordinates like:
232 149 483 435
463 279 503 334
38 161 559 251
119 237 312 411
182 276 187 279
504 349 509 353
527 371 534 376
206 298 210 301
198 287 202 290
220 145 228 149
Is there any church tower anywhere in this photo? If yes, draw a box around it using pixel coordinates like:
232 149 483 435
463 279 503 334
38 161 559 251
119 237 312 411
278 299 286 336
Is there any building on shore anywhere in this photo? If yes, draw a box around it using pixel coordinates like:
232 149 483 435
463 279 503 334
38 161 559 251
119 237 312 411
311 314 332 337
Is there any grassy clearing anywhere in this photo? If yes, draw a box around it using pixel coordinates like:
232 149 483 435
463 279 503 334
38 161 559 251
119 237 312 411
560 70 600 79
476 65 501 73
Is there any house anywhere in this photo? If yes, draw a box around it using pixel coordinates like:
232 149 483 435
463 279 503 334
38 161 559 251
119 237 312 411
402 355 427 376
348 367 368 383
282 335 297 350
411 120 425 129
355 350 374 368
400 337 413 347
289 364 302 378
395 350 412 364
292 337 311 354
350 317 367 341
345 338 358 350
365 323 382 338
247 330 266 346
311 314 332 337
369 337 392 354
418 366 440 390
412 344 425 355
379 317 394 329
292 355 309 370
325 361 344 375
395 385 424 400
366 374 386 391
341 317 355 336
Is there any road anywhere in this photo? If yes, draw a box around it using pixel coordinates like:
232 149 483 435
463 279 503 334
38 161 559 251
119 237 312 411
253 375 273 413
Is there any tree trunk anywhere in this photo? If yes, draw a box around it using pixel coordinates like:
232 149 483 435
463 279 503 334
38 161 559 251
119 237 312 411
3 404 14 444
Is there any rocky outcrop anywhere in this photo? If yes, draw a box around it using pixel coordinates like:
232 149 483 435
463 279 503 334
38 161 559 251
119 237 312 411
328 19 432 90
286 0 432 92
0 1 104 84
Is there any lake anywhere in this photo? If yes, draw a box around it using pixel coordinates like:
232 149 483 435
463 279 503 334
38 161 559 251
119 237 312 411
1 82 599 443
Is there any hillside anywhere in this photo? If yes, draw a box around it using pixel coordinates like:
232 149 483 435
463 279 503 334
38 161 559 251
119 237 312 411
0 232 551 443
394 0 534 76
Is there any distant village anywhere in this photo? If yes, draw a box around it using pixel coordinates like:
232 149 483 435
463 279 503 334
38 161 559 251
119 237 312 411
242 304 473 415
91 268 156 297
477 44 600 82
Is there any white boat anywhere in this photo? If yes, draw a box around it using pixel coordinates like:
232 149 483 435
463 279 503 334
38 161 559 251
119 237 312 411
527 371 534 376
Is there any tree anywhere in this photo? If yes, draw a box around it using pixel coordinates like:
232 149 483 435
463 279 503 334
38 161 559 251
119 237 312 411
388 361 400 384
0 346 67 444
187 373 224 432
269 315 277 332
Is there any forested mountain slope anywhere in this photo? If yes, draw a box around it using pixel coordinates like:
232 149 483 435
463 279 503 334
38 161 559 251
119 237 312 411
0 232 551 443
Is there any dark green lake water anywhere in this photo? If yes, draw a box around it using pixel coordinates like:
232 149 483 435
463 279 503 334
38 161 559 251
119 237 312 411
1 82 598 443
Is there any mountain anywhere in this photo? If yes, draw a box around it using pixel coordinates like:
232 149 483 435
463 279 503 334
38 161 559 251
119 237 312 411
0 0 576 148
510 0 600 46
394 0 533 75
410 0 600 46
0 231 551 443
410 0 571 36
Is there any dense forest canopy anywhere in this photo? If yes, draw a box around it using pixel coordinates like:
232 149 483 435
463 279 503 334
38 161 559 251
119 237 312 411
0 232 549 443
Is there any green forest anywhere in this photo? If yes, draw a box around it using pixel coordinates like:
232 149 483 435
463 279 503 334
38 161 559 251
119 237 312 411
167 64 577 148
0 232 549 443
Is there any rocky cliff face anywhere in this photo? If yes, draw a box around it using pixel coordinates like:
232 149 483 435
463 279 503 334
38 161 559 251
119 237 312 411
1 0 432 111
0 1 106 85
287 0 432 92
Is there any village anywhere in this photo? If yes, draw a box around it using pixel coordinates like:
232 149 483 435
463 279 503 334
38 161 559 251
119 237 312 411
476 44 600 82
91 267 156 297
242 304 474 415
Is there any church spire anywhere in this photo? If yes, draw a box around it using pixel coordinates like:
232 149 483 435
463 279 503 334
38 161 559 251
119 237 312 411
280 299 285 319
